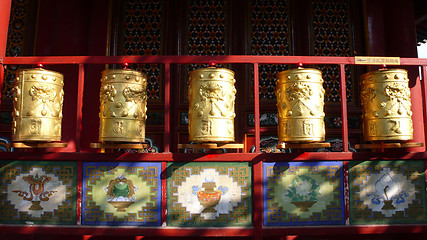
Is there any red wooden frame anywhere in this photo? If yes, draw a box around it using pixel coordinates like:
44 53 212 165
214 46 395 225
1 55 427 239
2 55 427 153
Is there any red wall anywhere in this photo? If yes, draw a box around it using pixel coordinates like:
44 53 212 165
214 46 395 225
34 0 109 152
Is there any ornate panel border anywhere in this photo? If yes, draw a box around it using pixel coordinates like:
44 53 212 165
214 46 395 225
167 162 251 227
0 161 77 225
82 162 162 226
264 161 344 226
349 161 426 224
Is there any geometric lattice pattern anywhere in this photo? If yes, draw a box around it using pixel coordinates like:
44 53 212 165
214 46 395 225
187 0 226 72
349 161 426 224
82 162 161 226
264 161 344 226
3 0 32 100
311 0 353 102
0 161 77 225
251 0 290 101
167 162 251 227
122 0 162 101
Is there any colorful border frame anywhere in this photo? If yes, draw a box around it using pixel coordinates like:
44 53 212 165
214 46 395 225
349 160 426 224
167 162 252 227
82 162 162 226
264 161 344 226
0 161 77 225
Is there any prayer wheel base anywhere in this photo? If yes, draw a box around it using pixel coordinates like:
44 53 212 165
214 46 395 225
12 142 68 148
90 142 149 149
178 143 244 150
276 142 331 149
355 142 423 149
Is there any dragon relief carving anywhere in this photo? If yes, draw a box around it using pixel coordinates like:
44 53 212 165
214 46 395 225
121 86 147 118
285 82 320 116
27 84 60 117
195 82 234 118
384 83 412 116
100 84 117 117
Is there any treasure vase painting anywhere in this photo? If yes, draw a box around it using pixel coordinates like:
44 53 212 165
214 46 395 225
349 161 426 224
264 161 344 226
82 162 161 226
0 161 77 225
167 162 251 227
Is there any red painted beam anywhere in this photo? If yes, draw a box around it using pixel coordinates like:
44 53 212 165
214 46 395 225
0 226 254 237
3 55 427 66
2 55 356 65
2 152 427 162
1 224 426 237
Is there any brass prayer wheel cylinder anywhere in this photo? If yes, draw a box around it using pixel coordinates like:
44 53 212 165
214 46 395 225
99 69 147 143
12 68 64 142
188 67 236 143
275 68 325 143
360 69 413 141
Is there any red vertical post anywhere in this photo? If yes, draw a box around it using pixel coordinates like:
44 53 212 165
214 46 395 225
0 0 11 57
0 0 12 106
422 65 427 145
164 63 171 153
339 64 349 152
254 63 260 153
75 64 85 152
0 63 4 107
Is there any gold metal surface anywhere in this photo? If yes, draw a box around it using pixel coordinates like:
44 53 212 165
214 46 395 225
188 67 236 143
276 68 325 143
99 69 147 142
360 68 413 141
12 68 64 142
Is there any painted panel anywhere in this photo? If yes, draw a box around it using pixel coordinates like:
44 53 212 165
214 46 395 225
82 162 161 226
167 162 251 227
0 161 77 225
349 161 426 224
264 161 344 226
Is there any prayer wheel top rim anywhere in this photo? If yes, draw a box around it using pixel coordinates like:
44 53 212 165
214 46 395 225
189 67 235 76
17 68 64 81
101 69 147 78
276 67 323 82
360 68 408 81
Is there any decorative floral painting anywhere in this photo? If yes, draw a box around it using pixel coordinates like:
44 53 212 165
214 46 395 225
82 162 161 226
349 161 426 224
167 162 251 227
0 161 77 225
264 161 344 226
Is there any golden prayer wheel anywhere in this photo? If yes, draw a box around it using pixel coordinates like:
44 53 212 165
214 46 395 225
99 69 147 142
188 67 236 143
275 68 325 143
12 68 64 142
360 68 413 141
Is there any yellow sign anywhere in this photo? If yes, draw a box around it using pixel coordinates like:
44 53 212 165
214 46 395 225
355 56 400 65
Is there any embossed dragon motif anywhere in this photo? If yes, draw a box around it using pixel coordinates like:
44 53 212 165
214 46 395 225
28 84 61 117
384 83 411 116
100 84 117 103
123 86 146 103
196 82 229 117
284 82 321 116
